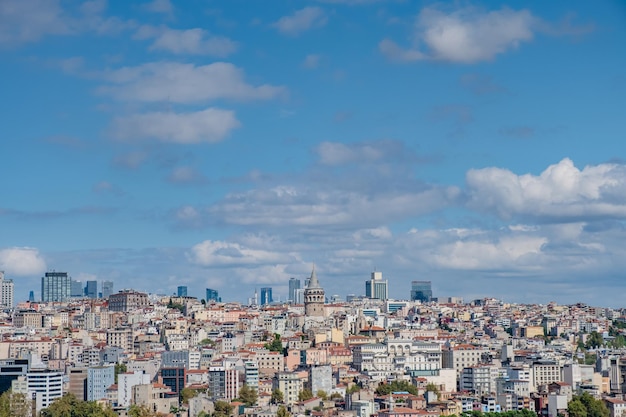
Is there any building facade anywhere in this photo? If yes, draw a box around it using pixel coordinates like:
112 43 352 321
365 271 388 300
411 280 432 302
260 287 273 305
288 278 300 303
108 290 149 312
41 272 71 302
304 266 325 317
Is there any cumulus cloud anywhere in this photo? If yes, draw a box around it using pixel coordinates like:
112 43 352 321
99 62 286 103
134 25 238 56
207 185 458 228
167 166 208 184
0 0 71 45
189 240 294 267
0 247 46 276
272 7 327 36
380 6 536 63
466 158 626 221
302 54 321 69
316 139 421 166
111 108 240 144
142 0 173 14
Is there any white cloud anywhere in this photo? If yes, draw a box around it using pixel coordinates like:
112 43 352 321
380 6 535 63
0 0 70 45
189 240 294 267
135 25 237 56
111 108 240 144
316 139 420 166
272 7 327 36
466 158 626 221
99 62 286 103
142 0 173 14
302 54 321 69
0 247 46 276
167 166 207 184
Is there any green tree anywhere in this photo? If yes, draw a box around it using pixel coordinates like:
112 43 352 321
180 387 200 404
568 399 588 417
271 389 284 404
316 390 328 401
585 331 604 349
114 362 127 384
0 390 32 417
425 382 440 399
346 384 361 394
329 392 343 400
298 389 313 402
41 394 117 417
213 400 233 417
569 393 609 417
277 405 290 417
265 333 283 352
375 380 418 396
237 384 258 407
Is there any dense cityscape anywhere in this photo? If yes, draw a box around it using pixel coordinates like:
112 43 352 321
0 268 623 417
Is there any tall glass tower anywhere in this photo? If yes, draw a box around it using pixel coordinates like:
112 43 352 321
411 280 432 302
288 278 300 303
260 287 273 305
41 272 71 302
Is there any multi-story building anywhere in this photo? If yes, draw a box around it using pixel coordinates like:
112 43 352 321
273 371 303 405
288 278 300 303
68 368 88 401
0 272 14 309
532 361 562 390
13 310 43 328
87 365 115 401
461 364 500 395
26 369 63 413
177 286 187 297
102 281 114 298
70 280 84 298
365 271 388 300
159 367 186 395
117 371 151 407
206 288 220 302
41 272 71 302
410 280 432 302
106 327 133 352
260 287 273 305
208 366 239 400
85 281 98 299
108 290 149 312
442 344 489 385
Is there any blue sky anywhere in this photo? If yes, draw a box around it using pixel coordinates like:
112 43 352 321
1 0 625 306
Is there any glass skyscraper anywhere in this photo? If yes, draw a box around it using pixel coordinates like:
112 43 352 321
41 272 71 302
102 281 114 298
85 280 98 299
177 286 188 297
288 278 300 303
260 287 273 305
206 288 220 302
365 271 388 300
411 280 432 302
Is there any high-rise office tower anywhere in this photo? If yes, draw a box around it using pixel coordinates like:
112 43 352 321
177 286 187 297
102 281 114 299
206 288 220 302
70 280 83 298
288 278 300 303
0 272 14 309
85 281 98 299
365 271 388 300
411 280 432 302
28 291 35 303
260 287 273 305
41 272 71 302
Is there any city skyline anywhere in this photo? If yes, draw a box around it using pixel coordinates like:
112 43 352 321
1 1 625 307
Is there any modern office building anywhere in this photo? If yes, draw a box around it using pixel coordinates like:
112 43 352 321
288 278 300 303
365 271 388 300
41 272 71 302
206 288 220 302
102 281 114 299
27 369 64 413
28 291 35 303
411 280 433 302
70 280 84 298
0 272 14 309
85 280 98 299
260 287 273 305
177 286 187 297
87 365 115 401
